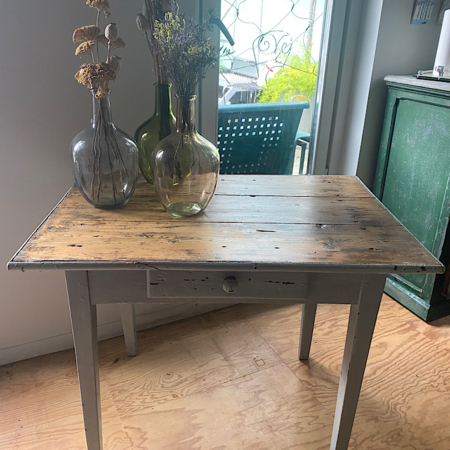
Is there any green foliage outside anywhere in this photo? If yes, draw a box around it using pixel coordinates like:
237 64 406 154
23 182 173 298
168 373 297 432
258 50 317 103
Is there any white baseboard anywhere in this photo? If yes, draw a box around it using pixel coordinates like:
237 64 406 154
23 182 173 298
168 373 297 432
0 303 228 367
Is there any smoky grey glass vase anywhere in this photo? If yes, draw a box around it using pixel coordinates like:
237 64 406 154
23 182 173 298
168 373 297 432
151 95 220 217
70 91 139 209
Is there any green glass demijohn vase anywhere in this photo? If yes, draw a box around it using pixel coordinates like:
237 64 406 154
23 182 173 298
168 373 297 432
135 83 176 184
151 95 220 217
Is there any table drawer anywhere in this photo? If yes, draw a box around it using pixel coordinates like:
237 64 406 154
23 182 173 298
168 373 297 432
147 270 308 301
89 270 363 306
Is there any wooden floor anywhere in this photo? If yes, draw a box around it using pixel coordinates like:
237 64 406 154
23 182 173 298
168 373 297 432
1 295 450 450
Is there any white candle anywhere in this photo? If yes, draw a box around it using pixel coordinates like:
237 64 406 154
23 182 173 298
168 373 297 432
434 9 450 76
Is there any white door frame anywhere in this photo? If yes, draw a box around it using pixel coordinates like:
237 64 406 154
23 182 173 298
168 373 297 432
310 0 353 175
198 0 221 144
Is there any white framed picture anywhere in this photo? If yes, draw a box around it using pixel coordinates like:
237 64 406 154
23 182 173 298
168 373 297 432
411 0 435 24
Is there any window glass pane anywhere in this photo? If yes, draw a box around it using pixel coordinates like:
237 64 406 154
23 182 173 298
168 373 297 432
217 0 325 175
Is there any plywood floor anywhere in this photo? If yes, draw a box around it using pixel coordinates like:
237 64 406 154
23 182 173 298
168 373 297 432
1 295 450 450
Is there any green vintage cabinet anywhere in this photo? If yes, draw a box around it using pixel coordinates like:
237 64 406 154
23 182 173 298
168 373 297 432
374 75 450 321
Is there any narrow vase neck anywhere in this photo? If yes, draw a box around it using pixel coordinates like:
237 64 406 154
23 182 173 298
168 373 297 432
154 83 173 116
92 91 113 126
176 95 196 133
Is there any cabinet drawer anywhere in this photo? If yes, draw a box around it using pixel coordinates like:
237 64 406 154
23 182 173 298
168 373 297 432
147 270 308 301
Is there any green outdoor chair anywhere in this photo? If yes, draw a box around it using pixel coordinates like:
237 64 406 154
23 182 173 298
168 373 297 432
217 101 309 175
295 130 311 174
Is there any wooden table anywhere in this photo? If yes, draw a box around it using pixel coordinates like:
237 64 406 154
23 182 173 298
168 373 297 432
8 175 443 450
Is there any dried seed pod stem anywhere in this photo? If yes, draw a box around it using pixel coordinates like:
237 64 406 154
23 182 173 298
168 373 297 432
138 0 179 84
105 23 118 42
109 55 122 80
144 30 154 55
96 10 101 63
136 13 151 32
73 0 125 98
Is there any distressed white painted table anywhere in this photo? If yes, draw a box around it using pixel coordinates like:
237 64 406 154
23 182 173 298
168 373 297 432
8 175 443 450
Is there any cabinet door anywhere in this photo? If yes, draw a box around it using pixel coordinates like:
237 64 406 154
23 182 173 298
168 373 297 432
380 96 450 300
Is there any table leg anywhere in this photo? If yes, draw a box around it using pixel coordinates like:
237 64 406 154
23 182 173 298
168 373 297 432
120 304 137 356
65 271 103 450
298 304 317 360
330 274 386 450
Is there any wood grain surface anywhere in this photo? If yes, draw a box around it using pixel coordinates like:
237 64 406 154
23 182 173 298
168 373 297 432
7 176 443 274
1 295 449 450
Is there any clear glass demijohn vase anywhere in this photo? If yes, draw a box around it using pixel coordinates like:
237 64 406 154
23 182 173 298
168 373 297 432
70 90 139 209
151 95 220 217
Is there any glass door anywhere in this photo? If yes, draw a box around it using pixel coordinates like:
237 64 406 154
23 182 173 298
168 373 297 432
196 0 326 175
190 0 349 176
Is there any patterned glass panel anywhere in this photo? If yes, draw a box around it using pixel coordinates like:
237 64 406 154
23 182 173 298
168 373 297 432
216 0 326 175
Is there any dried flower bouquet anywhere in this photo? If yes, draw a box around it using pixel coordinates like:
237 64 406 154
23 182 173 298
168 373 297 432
133 0 180 187
153 12 217 96
149 12 220 217
70 0 138 209
135 0 179 84
74 0 125 98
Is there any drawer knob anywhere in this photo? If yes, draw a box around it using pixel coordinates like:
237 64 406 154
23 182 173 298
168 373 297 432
223 276 238 293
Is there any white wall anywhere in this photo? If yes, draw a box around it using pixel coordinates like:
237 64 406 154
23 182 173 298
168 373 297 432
328 0 383 176
330 0 441 186
0 0 218 366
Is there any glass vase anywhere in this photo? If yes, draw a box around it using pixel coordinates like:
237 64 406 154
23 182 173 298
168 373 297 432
135 83 176 185
70 91 139 209
151 95 220 217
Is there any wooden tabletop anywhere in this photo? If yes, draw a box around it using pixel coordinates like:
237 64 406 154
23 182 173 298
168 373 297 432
8 175 444 274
